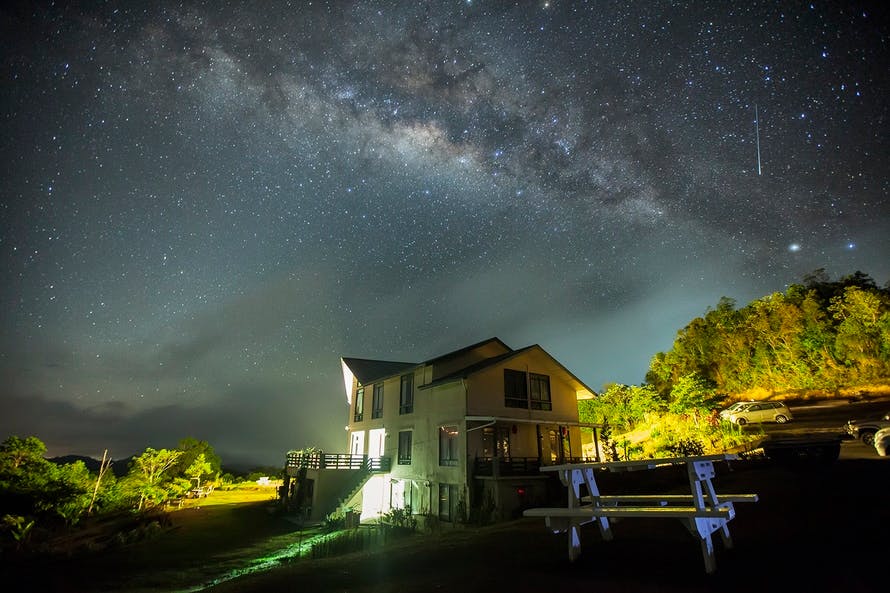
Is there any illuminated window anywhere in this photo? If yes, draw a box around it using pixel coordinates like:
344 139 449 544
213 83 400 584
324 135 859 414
353 387 364 422
397 430 412 465
504 369 527 408
391 479 413 511
439 425 459 466
399 374 414 415
372 383 384 419
529 373 551 410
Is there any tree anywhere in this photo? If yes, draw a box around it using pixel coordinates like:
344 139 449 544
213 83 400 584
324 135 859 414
174 438 221 479
578 383 665 432
830 286 890 379
646 270 890 396
0 436 47 470
129 448 183 510
0 436 92 528
668 373 721 417
184 453 212 489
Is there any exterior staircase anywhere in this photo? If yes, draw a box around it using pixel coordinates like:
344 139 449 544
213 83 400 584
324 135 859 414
284 452 391 520
328 456 391 516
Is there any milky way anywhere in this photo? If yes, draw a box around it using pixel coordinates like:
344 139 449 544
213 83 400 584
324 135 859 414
2 1 888 465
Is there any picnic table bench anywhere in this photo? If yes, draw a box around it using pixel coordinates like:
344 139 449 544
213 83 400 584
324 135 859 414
523 454 758 574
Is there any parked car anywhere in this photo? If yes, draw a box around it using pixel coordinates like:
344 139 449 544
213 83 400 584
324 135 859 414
844 411 890 446
719 401 757 420
724 401 793 425
874 427 890 457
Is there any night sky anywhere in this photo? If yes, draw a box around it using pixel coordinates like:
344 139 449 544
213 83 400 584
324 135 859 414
2 1 888 467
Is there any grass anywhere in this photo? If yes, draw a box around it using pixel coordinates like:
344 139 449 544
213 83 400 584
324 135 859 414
3 484 315 593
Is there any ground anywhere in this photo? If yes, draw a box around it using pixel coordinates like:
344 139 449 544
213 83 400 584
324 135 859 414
205 443 888 593
2 444 886 593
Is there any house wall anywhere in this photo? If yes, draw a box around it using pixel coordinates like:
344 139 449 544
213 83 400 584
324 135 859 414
476 475 551 521
347 367 470 521
305 467 364 521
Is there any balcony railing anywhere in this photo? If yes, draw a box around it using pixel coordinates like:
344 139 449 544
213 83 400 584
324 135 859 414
473 456 541 477
286 452 391 472
473 456 591 477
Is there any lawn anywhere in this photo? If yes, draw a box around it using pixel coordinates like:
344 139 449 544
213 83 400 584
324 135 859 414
2 484 316 593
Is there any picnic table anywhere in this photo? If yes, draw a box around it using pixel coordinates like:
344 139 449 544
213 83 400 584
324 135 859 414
523 454 758 574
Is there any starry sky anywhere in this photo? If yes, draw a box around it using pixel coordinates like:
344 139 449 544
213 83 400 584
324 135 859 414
2 1 888 468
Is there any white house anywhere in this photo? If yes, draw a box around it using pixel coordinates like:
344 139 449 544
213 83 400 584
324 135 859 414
284 337 598 524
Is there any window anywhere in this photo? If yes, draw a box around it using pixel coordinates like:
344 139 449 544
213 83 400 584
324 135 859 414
397 430 412 465
438 483 459 521
439 425 459 466
504 369 527 408
372 383 384 419
482 426 511 459
529 373 552 410
504 369 552 411
399 374 414 415
353 387 364 422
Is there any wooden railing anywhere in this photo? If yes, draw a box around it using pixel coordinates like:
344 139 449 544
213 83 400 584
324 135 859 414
286 452 391 472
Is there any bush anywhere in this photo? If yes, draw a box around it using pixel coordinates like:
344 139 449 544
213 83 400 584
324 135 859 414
381 506 417 531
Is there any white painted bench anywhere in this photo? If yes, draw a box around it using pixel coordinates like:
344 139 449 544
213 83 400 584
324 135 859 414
522 455 758 574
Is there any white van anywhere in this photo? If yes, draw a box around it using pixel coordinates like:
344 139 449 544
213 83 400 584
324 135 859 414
726 401 793 425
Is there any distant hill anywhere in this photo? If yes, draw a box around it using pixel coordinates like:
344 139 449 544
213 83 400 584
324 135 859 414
49 454 134 478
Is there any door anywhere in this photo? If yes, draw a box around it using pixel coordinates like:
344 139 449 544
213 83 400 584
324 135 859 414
369 428 386 457
350 431 365 455
549 430 560 462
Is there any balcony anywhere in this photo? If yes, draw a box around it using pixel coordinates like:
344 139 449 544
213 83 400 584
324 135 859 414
286 452 391 475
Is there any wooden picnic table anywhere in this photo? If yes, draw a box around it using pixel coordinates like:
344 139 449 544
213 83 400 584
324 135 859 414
523 454 758 574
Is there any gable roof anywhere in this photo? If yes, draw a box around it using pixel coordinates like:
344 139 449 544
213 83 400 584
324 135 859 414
340 357 417 385
419 345 536 388
418 343 597 396
341 337 596 397
420 337 511 365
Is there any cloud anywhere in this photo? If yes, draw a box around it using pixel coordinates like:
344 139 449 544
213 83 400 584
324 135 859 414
0 375 344 466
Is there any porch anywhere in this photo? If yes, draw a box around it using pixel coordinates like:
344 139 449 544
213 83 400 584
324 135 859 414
472 456 587 477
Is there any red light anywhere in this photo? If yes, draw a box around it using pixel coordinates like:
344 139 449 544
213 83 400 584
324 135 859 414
517 488 526 496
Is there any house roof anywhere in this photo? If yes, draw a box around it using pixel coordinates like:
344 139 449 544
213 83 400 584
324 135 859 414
419 346 535 388
340 357 417 385
341 337 597 397
419 337 511 365
419 344 595 395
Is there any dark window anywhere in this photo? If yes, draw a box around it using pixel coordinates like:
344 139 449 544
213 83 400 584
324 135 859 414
372 383 384 419
353 387 364 422
504 369 528 408
397 431 412 465
438 483 459 521
399 374 414 415
439 425 459 466
529 373 552 410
